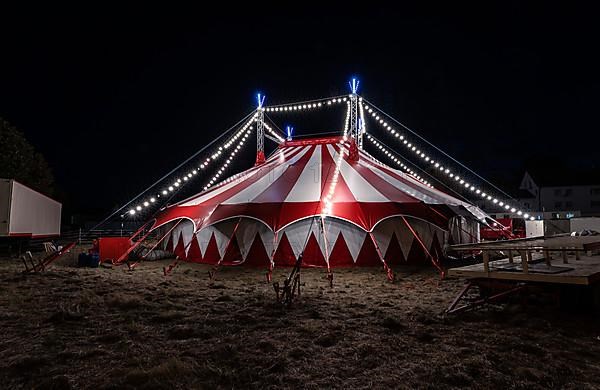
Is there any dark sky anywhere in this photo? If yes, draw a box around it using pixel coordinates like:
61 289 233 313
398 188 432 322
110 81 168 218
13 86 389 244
1 3 599 221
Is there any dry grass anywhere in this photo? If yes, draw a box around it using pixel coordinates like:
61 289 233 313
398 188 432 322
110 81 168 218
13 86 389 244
0 256 599 389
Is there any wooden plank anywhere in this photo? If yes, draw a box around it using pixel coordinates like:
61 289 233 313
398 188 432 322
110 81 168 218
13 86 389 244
483 251 489 273
450 235 600 252
544 250 551 266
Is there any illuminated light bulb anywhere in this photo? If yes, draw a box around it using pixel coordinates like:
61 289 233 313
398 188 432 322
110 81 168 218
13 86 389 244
523 213 530 219
136 206 142 211
505 205 510 210
492 199 498 203
168 186 174 191
499 202 504 206
174 182 180 187
476 189 481 194
487 196 492 200
449 173 454 178
150 197 156 203
162 190 168 195
143 201 149 207
481 192 486 197
511 208 516 213
529 216 535 221
459 179 465 184
193 170 197 175
129 209 135 215
470 186 475 191
183 177 188 181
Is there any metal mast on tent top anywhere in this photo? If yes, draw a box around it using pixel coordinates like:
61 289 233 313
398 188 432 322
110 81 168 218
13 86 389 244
348 78 362 148
255 93 266 165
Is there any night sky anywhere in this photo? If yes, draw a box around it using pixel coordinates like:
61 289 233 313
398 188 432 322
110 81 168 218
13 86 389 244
1 3 599 221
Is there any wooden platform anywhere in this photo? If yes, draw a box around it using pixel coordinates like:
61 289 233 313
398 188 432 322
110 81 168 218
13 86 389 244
448 255 600 285
448 235 600 286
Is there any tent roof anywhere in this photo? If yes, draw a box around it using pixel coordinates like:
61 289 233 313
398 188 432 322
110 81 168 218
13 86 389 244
153 136 487 232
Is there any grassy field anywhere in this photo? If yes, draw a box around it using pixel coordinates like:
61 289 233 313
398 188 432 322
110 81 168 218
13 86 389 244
1 254 600 389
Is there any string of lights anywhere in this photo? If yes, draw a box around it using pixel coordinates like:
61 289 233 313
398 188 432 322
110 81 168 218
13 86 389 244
204 127 254 190
343 101 351 137
263 122 286 143
358 99 367 142
264 96 349 113
126 114 257 216
365 135 433 188
361 101 535 220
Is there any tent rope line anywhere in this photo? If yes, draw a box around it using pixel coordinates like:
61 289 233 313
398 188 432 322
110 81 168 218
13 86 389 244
362 97 518 204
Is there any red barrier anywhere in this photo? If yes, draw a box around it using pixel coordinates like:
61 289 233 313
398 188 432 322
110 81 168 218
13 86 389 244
99 237 133 263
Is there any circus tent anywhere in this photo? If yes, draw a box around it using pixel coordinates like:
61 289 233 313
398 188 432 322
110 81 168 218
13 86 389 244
151 136 484 271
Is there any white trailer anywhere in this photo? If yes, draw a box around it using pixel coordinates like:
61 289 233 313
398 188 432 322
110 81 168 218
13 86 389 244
0 179 62 238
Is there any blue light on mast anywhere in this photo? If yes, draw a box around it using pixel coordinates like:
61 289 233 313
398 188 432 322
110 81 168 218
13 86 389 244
256 93 266 108
349 78 360 94
286 125 293 140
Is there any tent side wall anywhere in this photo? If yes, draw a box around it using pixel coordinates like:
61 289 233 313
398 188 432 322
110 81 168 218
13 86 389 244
157 215 478 268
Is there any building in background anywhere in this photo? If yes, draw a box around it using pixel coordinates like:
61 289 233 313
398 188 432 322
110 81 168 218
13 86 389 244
473 170 600 221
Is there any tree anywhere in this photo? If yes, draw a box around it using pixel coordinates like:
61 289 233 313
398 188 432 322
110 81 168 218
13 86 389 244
0 117 55 196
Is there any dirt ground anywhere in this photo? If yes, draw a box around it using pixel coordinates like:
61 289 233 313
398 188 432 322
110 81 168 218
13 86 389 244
1 252 600 389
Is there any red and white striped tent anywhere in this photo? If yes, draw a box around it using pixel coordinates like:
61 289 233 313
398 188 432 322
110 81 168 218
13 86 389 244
151 136 484 270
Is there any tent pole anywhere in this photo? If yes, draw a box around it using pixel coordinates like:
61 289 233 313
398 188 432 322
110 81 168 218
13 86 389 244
367 232 395 281
319 216 334 287
114 220 155 264
401 216 445 278
128 219 184 270
162 224 201 275
267 230 278 282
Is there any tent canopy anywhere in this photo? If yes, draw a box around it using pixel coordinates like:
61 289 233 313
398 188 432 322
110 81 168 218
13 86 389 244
152 136 486 234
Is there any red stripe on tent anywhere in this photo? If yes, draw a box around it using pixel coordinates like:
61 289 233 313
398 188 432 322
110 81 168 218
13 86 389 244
328 232 355 267
187 234 203 262
252 145 316 203
221 235 243 265
321 144 356 203
301 232 327 267
361 155 455 204
354 234 380 266
154 147 309 229
241 233 271 267
383 231 407 265
201 233 220 265
173 233 186 260
283 136 343 147
273 232 297 267
348 159 423 203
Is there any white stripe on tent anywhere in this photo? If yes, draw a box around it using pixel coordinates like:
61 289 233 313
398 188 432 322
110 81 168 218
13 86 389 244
234 219 260 259
322 217 367 262
181 146 301 207
284 145 322 202
364 161 447 204
326 144 388 202
282 217 326 260
223 146 311 204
